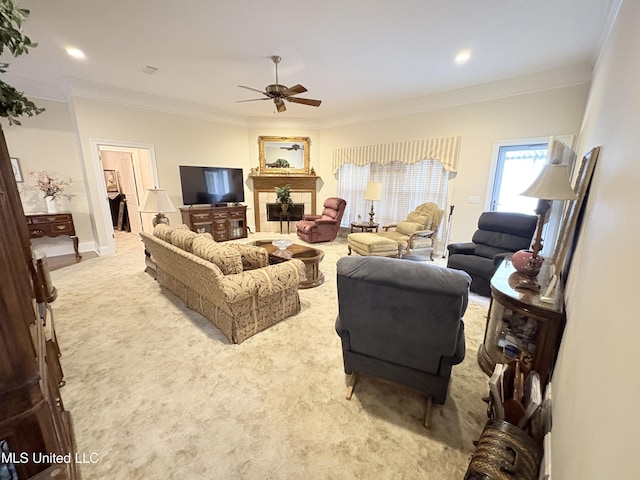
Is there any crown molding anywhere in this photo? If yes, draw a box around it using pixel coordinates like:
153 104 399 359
6 63 593 130
317 63 594 128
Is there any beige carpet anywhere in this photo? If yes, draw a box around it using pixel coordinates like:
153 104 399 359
50 230 490 479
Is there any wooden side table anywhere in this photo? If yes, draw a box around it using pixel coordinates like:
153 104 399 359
477 260 565 388
279 211 291 234
350 222 379 233
25 212 82 260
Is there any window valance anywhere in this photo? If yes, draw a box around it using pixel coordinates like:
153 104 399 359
332 136 461 174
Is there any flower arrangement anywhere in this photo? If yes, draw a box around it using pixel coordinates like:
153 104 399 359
28 170 72 198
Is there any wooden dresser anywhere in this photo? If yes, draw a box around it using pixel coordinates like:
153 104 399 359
1 127 80 479
25 212 81 260
180 205 247 241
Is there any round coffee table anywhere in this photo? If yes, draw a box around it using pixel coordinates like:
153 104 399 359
250 240 325 288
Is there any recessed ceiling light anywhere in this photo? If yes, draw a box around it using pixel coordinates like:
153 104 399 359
455 50 471 65
66 48 85 60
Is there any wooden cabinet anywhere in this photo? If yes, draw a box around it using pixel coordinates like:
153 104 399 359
25 212 81 260
477 260 565 388
0 127 79 479
180 205 247 241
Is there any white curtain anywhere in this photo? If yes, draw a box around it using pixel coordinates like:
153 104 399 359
335 137 460 249
337 160 450 239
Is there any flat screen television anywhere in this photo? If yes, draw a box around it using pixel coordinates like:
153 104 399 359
179 166 245 206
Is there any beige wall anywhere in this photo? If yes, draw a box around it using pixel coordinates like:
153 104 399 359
2 99 94 255
320 85 589 245
71 97 251 251
552 1 638 478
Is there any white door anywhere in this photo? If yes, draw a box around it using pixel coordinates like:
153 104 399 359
488 136 575 257
489 142 548 214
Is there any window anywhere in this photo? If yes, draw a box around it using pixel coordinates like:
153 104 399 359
337 159 449 231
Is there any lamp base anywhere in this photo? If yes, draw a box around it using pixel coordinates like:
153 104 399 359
152 213 170 227
516 275 541 291
512 249 544 276
368 203 376 225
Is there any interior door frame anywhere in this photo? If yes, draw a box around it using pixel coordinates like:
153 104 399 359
89 139 159 255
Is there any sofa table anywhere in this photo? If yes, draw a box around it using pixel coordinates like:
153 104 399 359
25 212 82 260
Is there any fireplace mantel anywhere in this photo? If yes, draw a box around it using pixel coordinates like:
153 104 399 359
250 174 320 232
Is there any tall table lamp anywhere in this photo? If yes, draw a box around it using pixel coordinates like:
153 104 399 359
364 182 382 225
141 188 177 227
514 163 576 291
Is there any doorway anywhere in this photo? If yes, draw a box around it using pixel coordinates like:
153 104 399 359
489 142 548 214
487 136 575 257
92 140 159 253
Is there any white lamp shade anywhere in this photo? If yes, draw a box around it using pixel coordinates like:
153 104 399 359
521 164 577 200
141 189 177 213
364 182 382 201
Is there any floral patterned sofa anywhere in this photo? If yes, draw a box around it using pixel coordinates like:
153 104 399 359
140 225 306 344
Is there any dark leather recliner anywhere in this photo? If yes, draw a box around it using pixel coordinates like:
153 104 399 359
446 212 537 296
335 256 471 428
296 197 346 243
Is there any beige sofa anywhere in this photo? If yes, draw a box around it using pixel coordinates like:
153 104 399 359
140 225 306 344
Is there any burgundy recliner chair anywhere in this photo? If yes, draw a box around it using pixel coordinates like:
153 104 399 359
296 197 347 243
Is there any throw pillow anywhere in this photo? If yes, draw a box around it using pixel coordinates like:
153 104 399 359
153 224 174 243
191 236 243 275
171 228 198 253
396 221 424 236
407 211 430 227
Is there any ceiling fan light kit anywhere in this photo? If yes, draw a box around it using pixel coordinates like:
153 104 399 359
237 55 321 113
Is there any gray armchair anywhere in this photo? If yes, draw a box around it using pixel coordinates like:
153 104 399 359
335 256 471 428
446 212 538 296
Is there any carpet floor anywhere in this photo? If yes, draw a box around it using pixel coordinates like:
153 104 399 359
50 230 490 479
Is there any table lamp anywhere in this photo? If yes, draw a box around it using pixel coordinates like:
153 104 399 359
515 162 576 290
364 182 382 225
141 188 177 227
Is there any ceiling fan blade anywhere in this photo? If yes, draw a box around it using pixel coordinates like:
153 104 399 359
275 100 287 113
235 98 271 103
283 84 307 96
286 97 322 107
238 85 268 95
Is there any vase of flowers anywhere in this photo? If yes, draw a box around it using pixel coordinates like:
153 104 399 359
29 171 72 213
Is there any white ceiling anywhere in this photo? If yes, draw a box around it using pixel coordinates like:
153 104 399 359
3 0 618 127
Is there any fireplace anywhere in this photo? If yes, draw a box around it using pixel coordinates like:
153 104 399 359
266 203 305 222
250 174 319 232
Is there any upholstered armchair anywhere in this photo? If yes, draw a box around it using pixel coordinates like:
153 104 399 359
377 202 444 259
446 211 538 296
335 256 471 428
296 197 347 243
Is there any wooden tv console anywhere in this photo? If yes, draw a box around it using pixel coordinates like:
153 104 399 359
179 205 247 241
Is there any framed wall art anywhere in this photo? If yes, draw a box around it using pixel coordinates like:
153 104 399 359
553 146 600 279
10 157 23 182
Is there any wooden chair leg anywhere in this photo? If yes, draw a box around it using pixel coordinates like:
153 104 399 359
424 396 433 429
345 374 357 400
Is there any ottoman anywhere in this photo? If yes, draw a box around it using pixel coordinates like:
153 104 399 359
347 232 400 257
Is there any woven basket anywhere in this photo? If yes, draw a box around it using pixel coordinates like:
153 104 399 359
464 419 541 480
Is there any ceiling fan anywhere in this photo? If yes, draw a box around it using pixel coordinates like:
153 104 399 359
237 56 322 113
